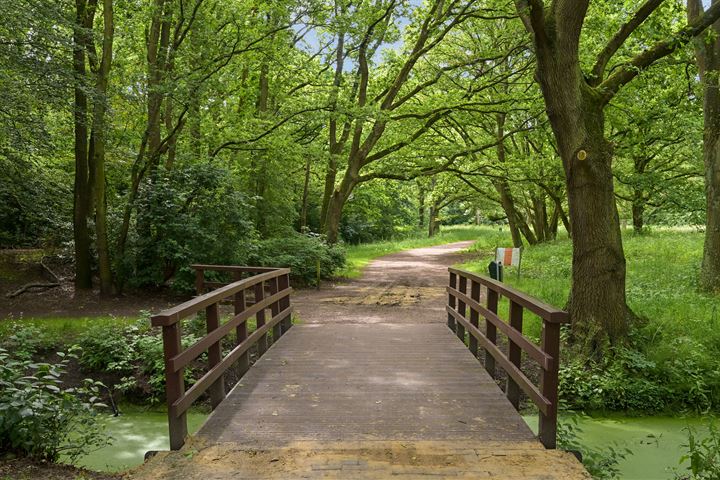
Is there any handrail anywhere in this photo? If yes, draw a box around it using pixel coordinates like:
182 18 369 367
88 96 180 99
446 268 569 449
448 267 568 323
151 265 292 450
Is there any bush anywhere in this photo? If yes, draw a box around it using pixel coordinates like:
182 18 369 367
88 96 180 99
559 343 720 413
674 419 720 480
0 347 109 462
122 163 257 291
251 232 345 286
76 317 200 403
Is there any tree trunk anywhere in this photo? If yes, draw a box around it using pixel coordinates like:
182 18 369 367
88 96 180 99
701 137 720 292
428 204 437 237
325 191 345 244
493 113 536 247
417 183 426 229
690 1 720 292
299 155 311 232
73 0 93 290
91 0 114 295
632 192 645 234
535 51 631 348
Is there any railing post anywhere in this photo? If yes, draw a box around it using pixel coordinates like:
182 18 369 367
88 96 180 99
269 276 282 342
206 302 226 409
254 281 268 355
506 300 523 410
484 288 498 378
161 322 187 450
469 280 480 357
539 320 560 449
279 273 291 333
447 272 457 332
234 285 250 377
195 268 205 295
456 275 467 343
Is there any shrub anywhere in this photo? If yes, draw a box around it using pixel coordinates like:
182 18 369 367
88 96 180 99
77 325 134 374
0 347 109 462
251 232 345 286
121 163 257 291
674 419 720 480
76 317 199 403
1 325 50 360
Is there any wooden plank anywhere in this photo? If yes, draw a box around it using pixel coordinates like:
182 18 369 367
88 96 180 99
151 269 290 326
446 306 551 415
469 280 480 357
196 324 536 445
447 272 457 331
506 300 523 410
161 322 187 450
447 286 552 371
168 288 291 372
205 303 226 409
449 268 569 324
191 264 281 273
171 306 293 417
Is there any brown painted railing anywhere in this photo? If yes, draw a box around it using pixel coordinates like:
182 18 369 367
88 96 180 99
151 265 292 450
446 267 569 449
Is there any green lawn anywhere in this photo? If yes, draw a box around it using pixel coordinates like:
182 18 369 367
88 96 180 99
459 227 720 372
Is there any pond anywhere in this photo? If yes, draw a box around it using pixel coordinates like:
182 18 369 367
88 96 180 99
71 406 209 473
523 414 710 480
74 408 709 479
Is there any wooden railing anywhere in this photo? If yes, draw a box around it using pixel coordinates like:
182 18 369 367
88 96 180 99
151 265 292 450
445 267 569 449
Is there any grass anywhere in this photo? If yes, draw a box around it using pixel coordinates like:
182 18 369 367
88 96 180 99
0 315 138 344
338 225 512 278
459 226 720 373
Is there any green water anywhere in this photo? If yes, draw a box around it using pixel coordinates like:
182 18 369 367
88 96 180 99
71 407 208 472
524 414 710 480
75 409 709 478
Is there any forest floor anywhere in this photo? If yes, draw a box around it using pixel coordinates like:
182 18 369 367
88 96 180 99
0 458 121 480
0 249 184 321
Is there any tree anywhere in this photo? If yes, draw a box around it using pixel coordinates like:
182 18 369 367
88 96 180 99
688 0 720 292
514 0 720 348
317 0 488 243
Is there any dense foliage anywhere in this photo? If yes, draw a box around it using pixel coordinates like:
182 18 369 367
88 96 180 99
0 339 108 462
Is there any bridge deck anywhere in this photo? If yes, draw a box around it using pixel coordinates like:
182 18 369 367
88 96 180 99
132 243 589 479
197 323 534 445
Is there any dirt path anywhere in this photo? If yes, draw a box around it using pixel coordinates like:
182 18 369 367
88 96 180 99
294 241 476 325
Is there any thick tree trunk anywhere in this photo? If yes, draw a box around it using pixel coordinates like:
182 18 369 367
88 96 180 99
325 191 345 244
702 137 720 291
428 204 438 237
536 53 631 348
632 192 645 234
91 0 114 295
691 1 720 292
73 0 93 290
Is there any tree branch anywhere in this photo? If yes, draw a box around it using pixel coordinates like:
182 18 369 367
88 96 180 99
589 0 665 85
599 1 720 100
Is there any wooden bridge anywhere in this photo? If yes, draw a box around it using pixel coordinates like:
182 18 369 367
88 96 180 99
131 245 589 479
